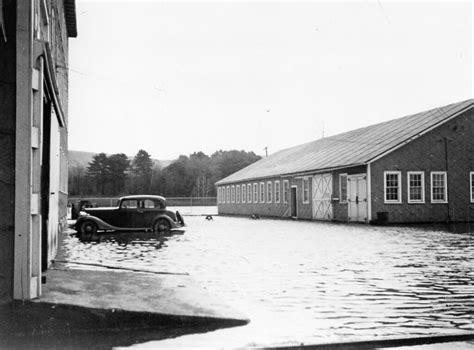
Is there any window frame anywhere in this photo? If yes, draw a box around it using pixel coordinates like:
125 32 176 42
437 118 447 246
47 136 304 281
339 173 348 203
231 185 235 203
302 177 310 204
259 182 265 203
384 171 402 204
471 172 474 203
283 180 289 204
267 181 272 203
226 186 230 203
242 184 246 203
431 171 448 203
247 184 252 203
407 171 425 204
275 180 281 203
253 183 258 203
236 185 240 203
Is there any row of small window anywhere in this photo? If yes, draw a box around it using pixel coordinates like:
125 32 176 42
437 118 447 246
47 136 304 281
382 171 466 204
218 180 290 204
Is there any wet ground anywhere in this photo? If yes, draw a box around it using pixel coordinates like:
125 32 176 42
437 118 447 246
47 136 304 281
61 211 474 348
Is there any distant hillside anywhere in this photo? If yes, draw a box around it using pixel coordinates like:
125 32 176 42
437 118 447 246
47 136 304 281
68 150 173 169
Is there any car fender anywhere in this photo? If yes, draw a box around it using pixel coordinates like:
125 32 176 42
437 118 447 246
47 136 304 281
75 215 118 231
152 214 180 229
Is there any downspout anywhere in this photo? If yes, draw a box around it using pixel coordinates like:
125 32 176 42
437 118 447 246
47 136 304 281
444 137 451 222
367 163 372 223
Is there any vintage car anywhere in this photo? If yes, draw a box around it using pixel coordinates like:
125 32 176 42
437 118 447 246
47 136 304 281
74 195 185 235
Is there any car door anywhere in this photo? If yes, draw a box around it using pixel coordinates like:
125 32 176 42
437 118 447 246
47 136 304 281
141 199 163 227
119 199 142 228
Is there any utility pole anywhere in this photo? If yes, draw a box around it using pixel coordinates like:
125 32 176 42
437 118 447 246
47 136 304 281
263 147 268 157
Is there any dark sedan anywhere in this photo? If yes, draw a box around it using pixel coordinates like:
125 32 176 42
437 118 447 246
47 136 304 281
74 195 185 235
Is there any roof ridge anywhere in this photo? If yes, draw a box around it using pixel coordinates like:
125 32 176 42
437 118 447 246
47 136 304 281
216 99 474 185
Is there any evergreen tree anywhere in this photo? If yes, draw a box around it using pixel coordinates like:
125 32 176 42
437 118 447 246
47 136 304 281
132 149 153 193
86 153 110 195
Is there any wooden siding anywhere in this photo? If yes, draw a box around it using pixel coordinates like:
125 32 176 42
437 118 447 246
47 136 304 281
370 108 474 223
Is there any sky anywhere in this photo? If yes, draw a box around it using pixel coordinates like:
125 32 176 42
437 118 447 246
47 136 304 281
68 1 472 160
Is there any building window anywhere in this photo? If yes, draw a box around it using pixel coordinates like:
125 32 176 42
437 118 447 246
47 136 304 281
260 182 265 203
471 172 474 203
339 174 348 203
231 185 235 203
408 171 424 203
253 183 258 203
267 182 272 203
275 181 281 203
236 185 240 203
226 186 230 203
384 171 402 203
242 184 246 203
218 187 221 203
247 184 252 203
302 178 309 203
431 171 447 203
283 180 289 203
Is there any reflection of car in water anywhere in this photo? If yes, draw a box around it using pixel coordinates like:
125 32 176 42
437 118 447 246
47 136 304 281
74 195 185 235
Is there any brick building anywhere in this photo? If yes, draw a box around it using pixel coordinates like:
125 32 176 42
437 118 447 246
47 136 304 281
0 0 77 303
216 100 474 224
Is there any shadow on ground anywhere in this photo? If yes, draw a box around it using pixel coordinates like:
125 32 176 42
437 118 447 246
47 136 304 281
0 301 246 349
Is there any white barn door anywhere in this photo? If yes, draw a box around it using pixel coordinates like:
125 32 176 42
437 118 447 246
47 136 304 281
47 112 60 266
312 173 333 220
347 174 368 222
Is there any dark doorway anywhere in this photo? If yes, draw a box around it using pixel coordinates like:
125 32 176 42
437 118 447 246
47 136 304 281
290 186 297 217
41 96 52 271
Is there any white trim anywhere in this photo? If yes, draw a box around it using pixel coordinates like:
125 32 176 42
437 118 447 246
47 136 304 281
275 180 281 203
231 185 235 203
242 184 246 203
407 171 425 203
259 182 265 203
471 172 474 203
339 173 348 203
266 181 272 203
226 186 230 203
215 164 366 186
302 178 310 204
283 180 290 204
247 184 252 204
431 171 448 203
253 183 258 203
368 103 474 164
384 171 402 204
367 165 372 222
236 185 240 203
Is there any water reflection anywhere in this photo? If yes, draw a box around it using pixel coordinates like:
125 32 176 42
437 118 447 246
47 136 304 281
62 216 474 348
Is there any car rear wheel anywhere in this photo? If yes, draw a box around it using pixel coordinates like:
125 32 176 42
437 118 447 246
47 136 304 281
154 218 171 232
79 220 98 236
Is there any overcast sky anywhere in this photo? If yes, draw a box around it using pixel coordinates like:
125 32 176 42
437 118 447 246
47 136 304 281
68 1 472 160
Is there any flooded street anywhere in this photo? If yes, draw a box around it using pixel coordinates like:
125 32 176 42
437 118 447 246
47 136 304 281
62 212 474 348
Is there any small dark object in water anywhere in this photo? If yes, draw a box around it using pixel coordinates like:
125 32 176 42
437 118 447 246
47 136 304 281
250 214 260 220
205 215 214 221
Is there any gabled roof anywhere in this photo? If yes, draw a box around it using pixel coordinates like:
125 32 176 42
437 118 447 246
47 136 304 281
216 99 473 185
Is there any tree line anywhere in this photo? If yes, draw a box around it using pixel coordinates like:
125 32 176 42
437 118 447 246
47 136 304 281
68 149 261 197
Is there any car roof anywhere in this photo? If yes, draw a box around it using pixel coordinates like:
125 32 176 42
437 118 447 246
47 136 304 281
119 195 166 202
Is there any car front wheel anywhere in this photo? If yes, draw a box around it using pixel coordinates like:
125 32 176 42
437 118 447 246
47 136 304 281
154 218 171 232
79 220 98 235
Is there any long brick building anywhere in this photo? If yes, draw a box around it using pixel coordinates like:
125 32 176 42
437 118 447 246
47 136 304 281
216 99 474 224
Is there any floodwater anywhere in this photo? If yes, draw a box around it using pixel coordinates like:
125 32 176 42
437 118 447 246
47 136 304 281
61 211 474 348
